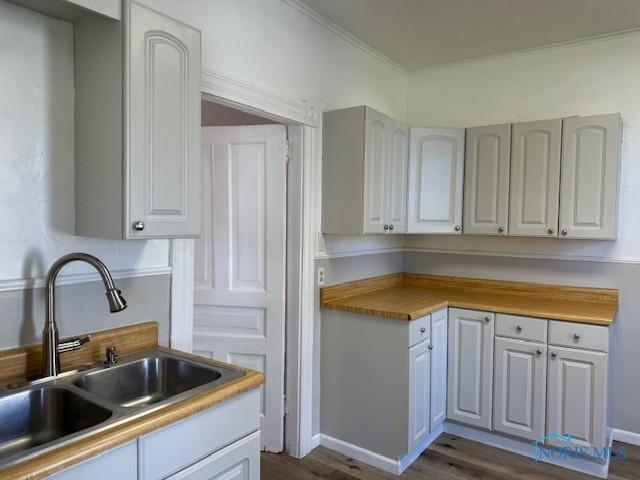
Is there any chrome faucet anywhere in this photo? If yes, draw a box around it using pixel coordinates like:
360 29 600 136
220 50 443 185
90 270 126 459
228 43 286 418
43 253 127 377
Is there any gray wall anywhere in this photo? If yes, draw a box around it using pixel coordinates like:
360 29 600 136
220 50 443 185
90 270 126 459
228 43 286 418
404 251 640 434
313 251 404 435
0 274 171 350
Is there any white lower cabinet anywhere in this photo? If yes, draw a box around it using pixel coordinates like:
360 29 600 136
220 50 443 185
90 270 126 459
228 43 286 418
167 431 260 480
408 340 431 451
48 390 261 480
429 309 448 430
547 346 607 451
493 337 547 441
447 308 494 429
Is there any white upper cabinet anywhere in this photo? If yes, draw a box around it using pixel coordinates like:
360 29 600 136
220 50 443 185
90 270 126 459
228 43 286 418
127 1 202 238
509 119 562 237
387 119 409 233
408 128 464 234
322 106 408 234
559 114 622 240
463 124 511 235
74 1 202 239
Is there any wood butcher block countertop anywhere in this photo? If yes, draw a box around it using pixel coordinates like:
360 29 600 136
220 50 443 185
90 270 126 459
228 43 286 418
320 273 618 325
0 322 264 480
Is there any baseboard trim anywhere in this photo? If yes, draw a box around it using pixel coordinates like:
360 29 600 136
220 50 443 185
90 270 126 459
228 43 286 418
611 428 640 446
309 434 321 450
444 422 610 479
319 434 400 474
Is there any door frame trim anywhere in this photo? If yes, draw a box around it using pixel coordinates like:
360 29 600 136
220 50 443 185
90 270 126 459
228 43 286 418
170 66 319 458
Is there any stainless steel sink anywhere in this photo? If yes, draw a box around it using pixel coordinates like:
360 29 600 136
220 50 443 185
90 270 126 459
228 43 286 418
73 355 243 408
0 348 246 469
0 387 112 461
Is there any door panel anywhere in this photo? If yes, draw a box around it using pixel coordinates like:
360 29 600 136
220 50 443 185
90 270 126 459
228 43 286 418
409 340 430 451
447 308 494 429
547 346 607 451
363 108 389 233
195 126 286 452
430 309 448 430
127 1 201 238
493 338 547 441
509 119 561 237
387 120 409 233
408 128 464 234
463 124 511 235
560 114 621 239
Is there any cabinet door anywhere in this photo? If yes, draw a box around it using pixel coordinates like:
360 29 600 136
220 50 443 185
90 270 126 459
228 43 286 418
559 114 621 239
493 337 547 441
447 308 494 429
408 128 464 234
463 124 511 235
127 1 202 238
430 309 448 430
509 119 562 237
386 119 409 234
168 431 260 480
547 346 607 451
408 340 431 451
363 108 390 234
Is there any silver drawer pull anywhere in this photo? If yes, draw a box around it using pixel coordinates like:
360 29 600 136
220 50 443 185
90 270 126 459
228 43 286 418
536 349 543 356
428 344 433 350
551 352 557 359
484 316 491 322
574 333 581 340
516 325 523 333
420 327 426 334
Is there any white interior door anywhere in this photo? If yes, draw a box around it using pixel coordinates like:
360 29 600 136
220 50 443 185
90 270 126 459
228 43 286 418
194 125 287 452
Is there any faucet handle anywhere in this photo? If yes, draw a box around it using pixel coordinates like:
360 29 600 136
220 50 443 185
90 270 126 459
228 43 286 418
104 346 119 366
57 335 92 354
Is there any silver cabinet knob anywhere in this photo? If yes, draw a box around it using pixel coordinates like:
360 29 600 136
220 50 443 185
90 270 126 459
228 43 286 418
536 349 543 356
389 224 394 231
574 333 581 340
484 316 491 322
383 224 389 231
551 352 557 359
420 327 426 334
548 228 554 234
516 325 523 333
454 225 461 232
428 344 433 350
498 226 505 233
133 221 145 231
561 229 568 236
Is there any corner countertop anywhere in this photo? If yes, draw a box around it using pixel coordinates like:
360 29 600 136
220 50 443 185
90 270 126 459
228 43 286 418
320 273 618 325
0 324 264 480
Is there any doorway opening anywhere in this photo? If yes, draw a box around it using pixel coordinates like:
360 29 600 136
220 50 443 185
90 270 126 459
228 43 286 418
193 97 289 453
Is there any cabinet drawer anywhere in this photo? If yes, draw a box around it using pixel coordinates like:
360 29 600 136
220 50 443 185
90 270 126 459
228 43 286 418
548 321 608 352
167 431 260 480
496 314 547 343
409 314 431 347
139 390 260 480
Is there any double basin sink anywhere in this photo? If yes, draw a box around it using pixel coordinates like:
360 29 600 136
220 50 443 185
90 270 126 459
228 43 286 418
0 349 245 468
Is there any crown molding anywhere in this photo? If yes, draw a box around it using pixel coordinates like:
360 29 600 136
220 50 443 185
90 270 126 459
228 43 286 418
409 27 640 76
280 0 408 75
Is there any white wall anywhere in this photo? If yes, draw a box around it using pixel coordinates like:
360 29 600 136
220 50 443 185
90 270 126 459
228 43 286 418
0 1 169 288
405 33 640 262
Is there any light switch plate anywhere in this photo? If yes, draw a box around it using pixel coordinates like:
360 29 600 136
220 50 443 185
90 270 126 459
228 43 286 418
317 267 325 286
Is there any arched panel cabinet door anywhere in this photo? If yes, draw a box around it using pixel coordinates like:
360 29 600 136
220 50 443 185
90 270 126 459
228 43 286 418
126 1 202 239
559 114 621 240
408 128 464 234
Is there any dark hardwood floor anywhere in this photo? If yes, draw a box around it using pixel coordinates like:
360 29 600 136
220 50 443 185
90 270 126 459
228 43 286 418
261 433 640 479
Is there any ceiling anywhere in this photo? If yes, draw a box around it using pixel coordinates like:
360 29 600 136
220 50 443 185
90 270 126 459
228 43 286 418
296 0 640 71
